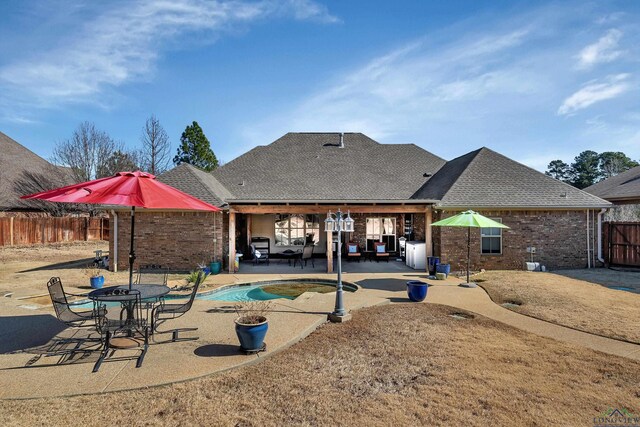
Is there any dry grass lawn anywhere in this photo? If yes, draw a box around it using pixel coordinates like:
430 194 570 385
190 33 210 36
2 303 639 426
478 270 640 343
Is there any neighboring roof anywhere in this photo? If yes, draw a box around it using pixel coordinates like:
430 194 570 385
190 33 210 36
158 163 232 207
412 147 611 209
584 166 640 202
0 131 72 210
212 132 446 201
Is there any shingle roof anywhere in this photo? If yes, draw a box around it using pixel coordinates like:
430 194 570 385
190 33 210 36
0 131 72 210
212 132 446 201
584 166 640 201
412 147 611 209
158 163 232 207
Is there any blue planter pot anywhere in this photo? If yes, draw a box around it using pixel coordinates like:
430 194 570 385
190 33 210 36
436 263 451 277
90 275 104 289
235 317 268 352
427 256 440 275
406 281 428 302
209 262 222 275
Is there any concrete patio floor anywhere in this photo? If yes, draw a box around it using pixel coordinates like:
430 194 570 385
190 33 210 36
3 269 640 400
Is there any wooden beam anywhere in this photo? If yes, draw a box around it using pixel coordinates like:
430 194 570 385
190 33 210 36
231 204 429 214
9 216 14 246
229 211 236 274
246 214 252 253
425 208 433 272
326 213 333 273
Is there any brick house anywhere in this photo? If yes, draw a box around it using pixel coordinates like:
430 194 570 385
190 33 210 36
584 166 640 222
108 132 610 272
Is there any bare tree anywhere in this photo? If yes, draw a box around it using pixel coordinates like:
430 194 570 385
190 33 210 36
140 114 171 174
52 122 118 182
97 150 140 178
12 166 75 216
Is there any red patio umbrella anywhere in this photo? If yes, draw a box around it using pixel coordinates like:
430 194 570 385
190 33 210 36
22 171 220 289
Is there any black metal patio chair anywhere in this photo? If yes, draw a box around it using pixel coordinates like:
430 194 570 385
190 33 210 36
135 267 169 286
151 271 204 343
251 244 270 266
92 289 150 373
47 277 102 327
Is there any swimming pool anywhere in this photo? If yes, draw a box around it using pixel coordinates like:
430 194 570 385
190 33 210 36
70 279 357 308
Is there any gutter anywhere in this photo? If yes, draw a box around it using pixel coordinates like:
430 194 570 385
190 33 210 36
597 208 607 264
226 199 440 204
110 210 118 272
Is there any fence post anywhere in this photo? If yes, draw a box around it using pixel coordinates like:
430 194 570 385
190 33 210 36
85 217 89 241
9 217 14 246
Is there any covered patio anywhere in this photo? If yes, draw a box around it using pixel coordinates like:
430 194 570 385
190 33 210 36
228 203 434 274
237 256 418 275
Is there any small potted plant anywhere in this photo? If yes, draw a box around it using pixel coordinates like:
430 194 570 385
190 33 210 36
234 301 270 353
85 266 105 289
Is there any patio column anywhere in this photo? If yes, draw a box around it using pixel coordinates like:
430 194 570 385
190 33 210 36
326 212 333 273
246 214 252 250
229 211 236 274
425 208 433 272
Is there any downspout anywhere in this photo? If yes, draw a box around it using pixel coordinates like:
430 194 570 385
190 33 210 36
586 209 591 269
597 208 607 264
111 210 118 273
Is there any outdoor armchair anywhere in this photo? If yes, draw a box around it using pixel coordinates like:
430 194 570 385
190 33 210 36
295 244 315 269
374 242 390 262
47 277 102 327
151 271 205 342
346 242 361 262
135 267 169 286
251 244 270 266
92 289 150 373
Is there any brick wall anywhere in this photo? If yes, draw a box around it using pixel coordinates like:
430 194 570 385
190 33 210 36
109 210 224 271
434 210 589 271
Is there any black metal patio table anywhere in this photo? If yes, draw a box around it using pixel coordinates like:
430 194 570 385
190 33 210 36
278 250 302 266
88 284 170 322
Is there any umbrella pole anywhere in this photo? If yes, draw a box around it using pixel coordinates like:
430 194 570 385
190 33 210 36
129 206 136 290
467 227 470 283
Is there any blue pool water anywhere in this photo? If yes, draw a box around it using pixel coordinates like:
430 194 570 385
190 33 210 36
199 284 293 302
70 280 355 307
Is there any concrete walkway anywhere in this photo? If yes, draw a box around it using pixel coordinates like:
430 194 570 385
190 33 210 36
2 270 640 399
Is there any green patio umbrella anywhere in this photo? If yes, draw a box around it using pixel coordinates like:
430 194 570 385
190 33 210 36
431 210 510 286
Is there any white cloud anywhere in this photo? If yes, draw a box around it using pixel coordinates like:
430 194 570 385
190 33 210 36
0 0 337 107
557 74 631 115
576 29 623 69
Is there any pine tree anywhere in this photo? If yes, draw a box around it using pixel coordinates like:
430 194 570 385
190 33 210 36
173 121 218 172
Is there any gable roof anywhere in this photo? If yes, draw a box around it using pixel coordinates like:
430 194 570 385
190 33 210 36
0 131 72 210
584 166 640 202
412 147 611 209
158 163 232 207
212 132 446 201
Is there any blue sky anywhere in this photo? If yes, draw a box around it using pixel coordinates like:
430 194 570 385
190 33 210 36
0 0 638 171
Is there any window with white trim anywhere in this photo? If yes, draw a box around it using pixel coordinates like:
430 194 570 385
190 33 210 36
480 218 502 255
274 214 319 246
365 217 396 251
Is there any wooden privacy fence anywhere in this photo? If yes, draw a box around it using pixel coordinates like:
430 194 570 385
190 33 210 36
0 217 109 246
603 222 640 267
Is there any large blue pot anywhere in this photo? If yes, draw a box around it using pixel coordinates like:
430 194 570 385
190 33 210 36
209 261 222 275
235 317 268 352
406 281 428 302
427 256 440 275
436 263 451 277
90 275 105 289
